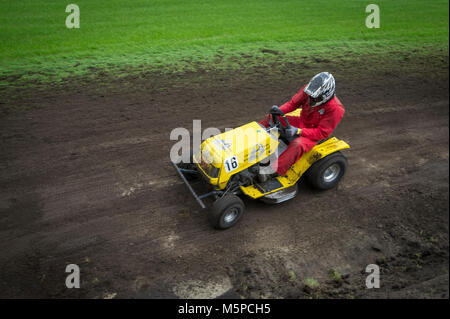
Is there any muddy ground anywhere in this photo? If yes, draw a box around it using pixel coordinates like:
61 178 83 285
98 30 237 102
0 53 449 299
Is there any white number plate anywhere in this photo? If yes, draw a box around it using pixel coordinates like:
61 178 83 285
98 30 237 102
224 156 239 173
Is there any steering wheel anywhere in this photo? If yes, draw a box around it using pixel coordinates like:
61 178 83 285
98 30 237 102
268 106 295 142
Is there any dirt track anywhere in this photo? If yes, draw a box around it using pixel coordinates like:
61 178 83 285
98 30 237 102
0 56 449 298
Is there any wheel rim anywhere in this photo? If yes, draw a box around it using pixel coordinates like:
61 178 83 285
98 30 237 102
323 163 341 183
223 207 239 224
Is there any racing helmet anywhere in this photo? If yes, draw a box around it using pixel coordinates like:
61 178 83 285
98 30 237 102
304 72 335 107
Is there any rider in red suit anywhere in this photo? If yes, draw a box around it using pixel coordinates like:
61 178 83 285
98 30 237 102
260 72 345 176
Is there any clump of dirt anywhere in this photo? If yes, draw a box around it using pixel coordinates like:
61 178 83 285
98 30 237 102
225 229 448 299
319 233 449 299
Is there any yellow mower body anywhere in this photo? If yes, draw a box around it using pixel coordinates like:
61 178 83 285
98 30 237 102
193 113 349 199
173 107 350 229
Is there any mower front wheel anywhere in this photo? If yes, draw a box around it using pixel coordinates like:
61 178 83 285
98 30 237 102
209 194 245 229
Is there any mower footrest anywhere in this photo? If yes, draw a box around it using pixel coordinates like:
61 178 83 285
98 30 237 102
256 178 283 193
240 176 296 199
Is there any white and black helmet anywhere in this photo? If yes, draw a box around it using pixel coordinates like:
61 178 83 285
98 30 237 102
304 72 335 107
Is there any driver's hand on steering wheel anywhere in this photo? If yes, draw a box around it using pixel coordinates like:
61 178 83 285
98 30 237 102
285 125 301 138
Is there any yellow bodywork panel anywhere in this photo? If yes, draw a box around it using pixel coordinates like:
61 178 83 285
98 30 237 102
240 175 296 198
240 137 350 198
194 121 280 189
285 109 302 117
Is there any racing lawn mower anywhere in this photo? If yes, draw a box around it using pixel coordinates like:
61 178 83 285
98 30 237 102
172 107 350 229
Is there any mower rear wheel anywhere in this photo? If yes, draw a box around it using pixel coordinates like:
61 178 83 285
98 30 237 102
209 194 245 229
306 151 348 190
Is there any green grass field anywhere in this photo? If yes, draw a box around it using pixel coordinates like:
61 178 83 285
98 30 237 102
0 0 448 83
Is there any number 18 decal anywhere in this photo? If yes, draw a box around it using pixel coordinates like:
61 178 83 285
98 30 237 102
224 156 239 173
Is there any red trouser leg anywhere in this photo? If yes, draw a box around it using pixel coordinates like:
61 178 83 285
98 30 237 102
259 114 316 176
273 137 305 175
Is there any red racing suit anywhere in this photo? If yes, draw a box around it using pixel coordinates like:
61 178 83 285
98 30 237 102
260 85 345 175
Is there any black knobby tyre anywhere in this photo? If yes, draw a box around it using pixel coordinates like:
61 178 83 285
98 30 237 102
306 151 348 190
209 194 245 229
